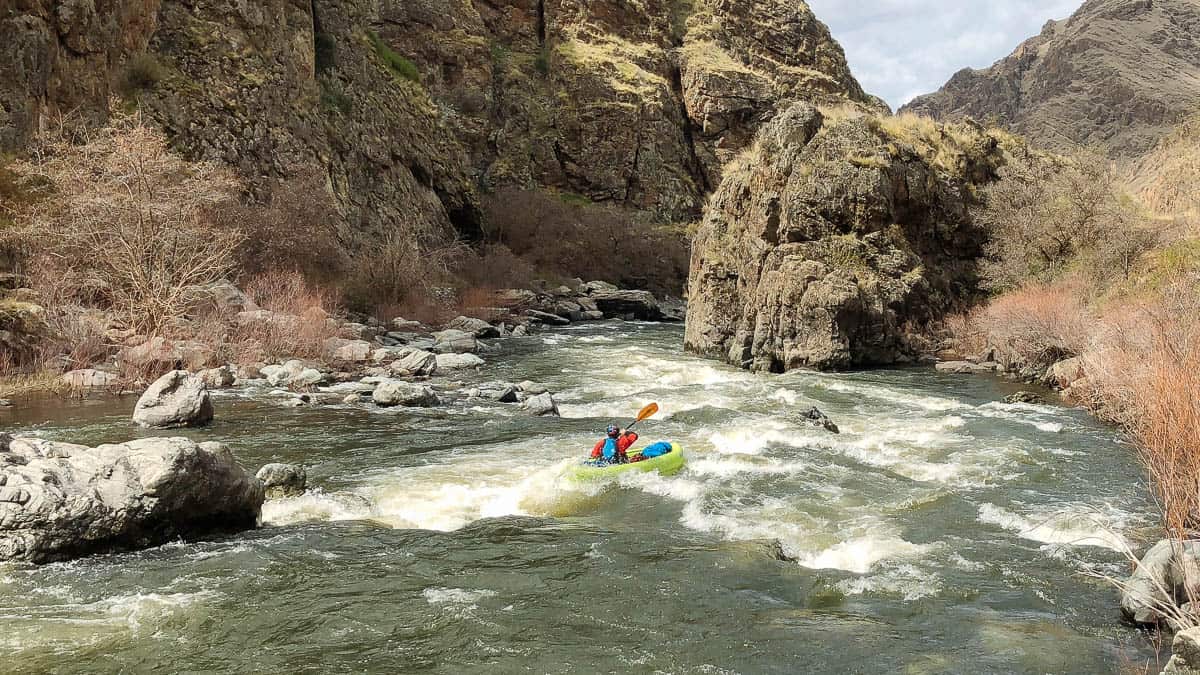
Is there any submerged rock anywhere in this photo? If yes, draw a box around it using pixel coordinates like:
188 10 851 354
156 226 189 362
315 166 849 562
935 361 999 375
0 436 263 564
1004 391 1045 405
256 463 307 499
133 370 214 429
800 406 839 434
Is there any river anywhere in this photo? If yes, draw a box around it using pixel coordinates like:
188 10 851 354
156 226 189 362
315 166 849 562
0 322 1158 673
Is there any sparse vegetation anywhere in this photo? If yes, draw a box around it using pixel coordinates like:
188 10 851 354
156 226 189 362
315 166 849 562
367 30 420 83
119 53 167 95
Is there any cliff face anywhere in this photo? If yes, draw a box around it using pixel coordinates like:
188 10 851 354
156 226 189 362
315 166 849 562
901 0 1200 160
1 0 878 245
685 106 1006 372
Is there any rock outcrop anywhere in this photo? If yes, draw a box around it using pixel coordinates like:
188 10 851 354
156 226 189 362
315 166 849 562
0 436 263 563
1122 539 1200 626
372 380 440 407
1165 627 1200 674
685 103 1003 372
132 370 214 428
902 0 1200 161
2 0 878 254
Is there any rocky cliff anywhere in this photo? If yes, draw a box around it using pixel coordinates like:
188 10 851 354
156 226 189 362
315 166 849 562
685 106 1007 371
901 0 1200 161
1 0 880 244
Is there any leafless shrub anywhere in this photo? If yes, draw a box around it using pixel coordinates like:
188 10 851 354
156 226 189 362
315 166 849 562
11 105 244 334
482 187 689 295
227 270 342 365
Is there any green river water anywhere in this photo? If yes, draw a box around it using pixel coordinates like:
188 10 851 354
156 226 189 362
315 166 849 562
0 322 1160 673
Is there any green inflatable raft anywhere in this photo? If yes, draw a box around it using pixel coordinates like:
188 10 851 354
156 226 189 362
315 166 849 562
566 443 686 482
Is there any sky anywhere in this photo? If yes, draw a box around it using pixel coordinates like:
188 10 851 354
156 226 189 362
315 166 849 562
806 1 1083 110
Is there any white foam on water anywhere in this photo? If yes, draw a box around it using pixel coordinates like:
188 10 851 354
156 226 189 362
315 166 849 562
837 564 943 600
798 535 934 574
423 587 498 605
976 503 1131 551
261 489 373 526
817 379 970 412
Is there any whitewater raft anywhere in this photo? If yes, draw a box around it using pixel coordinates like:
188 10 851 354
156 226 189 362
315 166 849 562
567 443 686 482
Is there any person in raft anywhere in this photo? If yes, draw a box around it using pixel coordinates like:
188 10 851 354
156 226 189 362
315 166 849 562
591 424 638 464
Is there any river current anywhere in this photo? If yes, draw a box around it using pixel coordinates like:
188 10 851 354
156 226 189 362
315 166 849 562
0 322 1158 673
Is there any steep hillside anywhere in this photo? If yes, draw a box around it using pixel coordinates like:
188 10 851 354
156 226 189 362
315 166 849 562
0 0 881 248
901 0 1200 160
1126 115 1200 219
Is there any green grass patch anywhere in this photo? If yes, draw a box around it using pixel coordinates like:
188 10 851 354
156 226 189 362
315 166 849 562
367 30 420 83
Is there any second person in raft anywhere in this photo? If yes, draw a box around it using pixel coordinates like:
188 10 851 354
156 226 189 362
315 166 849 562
591 424 638 464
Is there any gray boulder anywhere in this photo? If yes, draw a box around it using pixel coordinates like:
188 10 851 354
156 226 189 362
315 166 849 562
448 316 499 338
589 289 669 321
61 368 120 389
526 309 571 326
324 338 373 363
1004 391 1045 404
1045 357 1085 388
372 380 440 407
522 392 560 417
511 325 529 337
255 463 307 499
391 349 439 376
432 329 479 354
1165 627 1200 673
517 381 549 395
198 365 236 389
1121 539 1200 626
198 279 258 314
133 371 214 429
436 353 485 371
0 436 263 563
262 360 325 388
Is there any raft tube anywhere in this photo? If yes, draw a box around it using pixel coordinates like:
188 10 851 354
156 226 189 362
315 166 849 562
566 443 685 482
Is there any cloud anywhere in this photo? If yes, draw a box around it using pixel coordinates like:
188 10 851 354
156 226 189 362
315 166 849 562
806 0 1082 110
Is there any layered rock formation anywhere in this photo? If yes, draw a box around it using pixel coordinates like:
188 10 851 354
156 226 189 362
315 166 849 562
0 435 263 563
685 105 1006 371
2 0 880 245
902 0 1200 161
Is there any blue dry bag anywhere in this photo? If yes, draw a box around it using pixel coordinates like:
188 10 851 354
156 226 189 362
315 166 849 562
641 442 672 459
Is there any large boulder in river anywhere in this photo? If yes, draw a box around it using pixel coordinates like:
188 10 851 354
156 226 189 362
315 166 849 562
0 436 263 564
684 103 1005 372
522 392 560 417
372 380 440 407
436 353 485 371
133 370 214 429
255 463 307 499
390 349 438 377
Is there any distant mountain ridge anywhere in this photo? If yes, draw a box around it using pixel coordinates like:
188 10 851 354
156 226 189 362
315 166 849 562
902 0 1200 161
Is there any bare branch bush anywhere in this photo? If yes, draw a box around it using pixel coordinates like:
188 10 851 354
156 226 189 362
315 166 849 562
12 105 244 335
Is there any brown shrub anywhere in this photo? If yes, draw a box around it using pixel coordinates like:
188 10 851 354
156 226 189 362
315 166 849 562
481 187 689 295
227 270 342 365
962 282 1092 371
215 172 347 283
11 106 244 334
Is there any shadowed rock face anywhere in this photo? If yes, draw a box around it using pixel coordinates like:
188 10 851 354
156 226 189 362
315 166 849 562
901 0 1200 161
0 437 263 564
685 104 1007 372
1 0 876 242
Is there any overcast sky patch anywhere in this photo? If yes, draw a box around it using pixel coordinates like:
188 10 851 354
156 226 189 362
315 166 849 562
806 1 1082 110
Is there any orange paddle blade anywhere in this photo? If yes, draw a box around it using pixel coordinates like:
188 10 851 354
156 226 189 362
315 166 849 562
636 403 659 423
